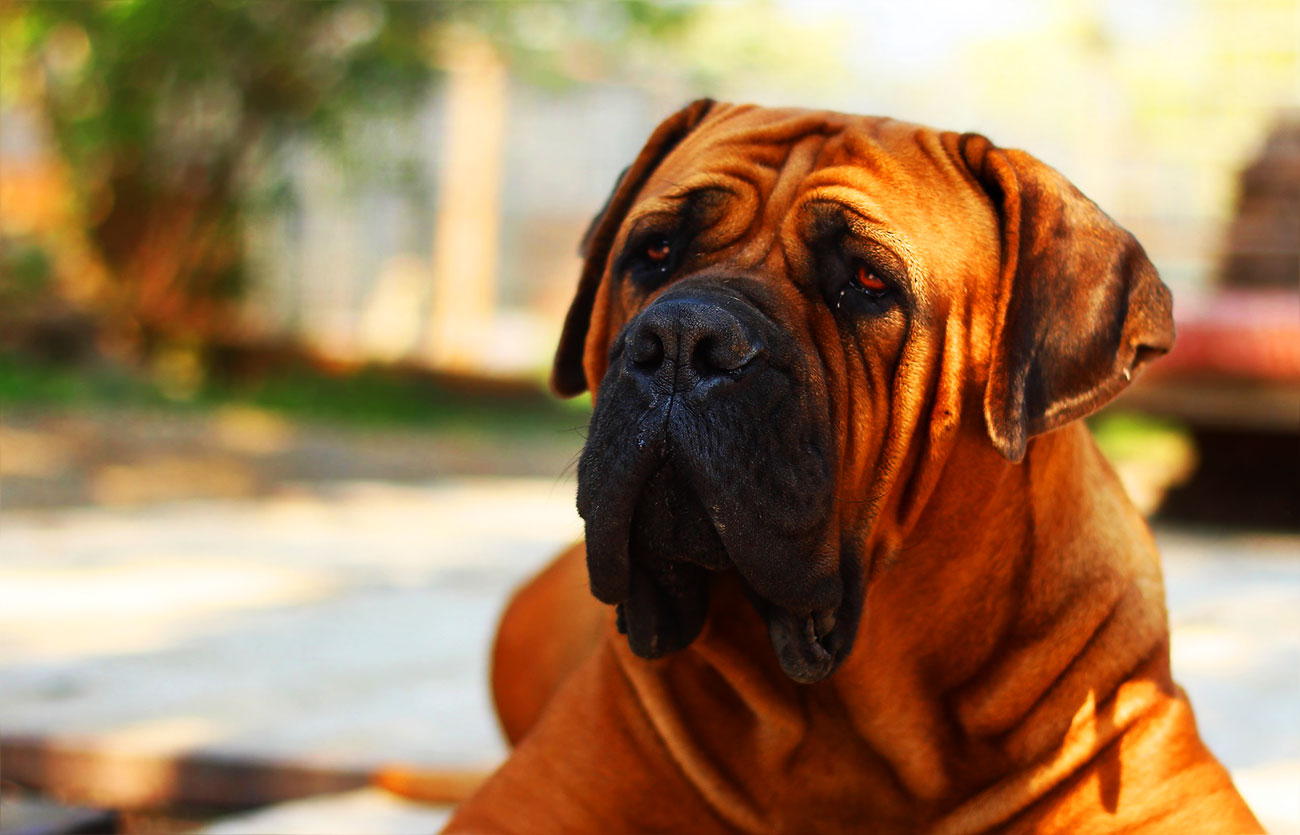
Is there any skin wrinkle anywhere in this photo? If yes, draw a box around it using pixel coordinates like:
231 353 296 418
935 656 1175 835
918 435 1169 813
882 331 946 528
839 122 915 191
971 580 1130 740
792 190 931 309
916 128 976 192
1010 602 1168 768
747 134 828 268
940 466 1035 695
791 122 1045 802
895 314 965 533
606 643 747 832
799 182 891 226
1014 591 1139 745
624 180 759 272
869 326 931 516
850 343 897 517
835 345 960 804
691 581 832 822
699 108 842 151
622 652 769 832
691 600 809 742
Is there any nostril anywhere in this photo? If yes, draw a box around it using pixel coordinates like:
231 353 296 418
691 331 761 378
627 327 665 371
690 335 717 377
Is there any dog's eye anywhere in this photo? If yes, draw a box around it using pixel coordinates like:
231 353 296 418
645 238 672 263
850 264 888 298
624 232 680 289
835 262 892 312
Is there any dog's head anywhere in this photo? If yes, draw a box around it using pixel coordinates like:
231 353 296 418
554 101 1173 683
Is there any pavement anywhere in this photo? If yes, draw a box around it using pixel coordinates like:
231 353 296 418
0 477 1296 833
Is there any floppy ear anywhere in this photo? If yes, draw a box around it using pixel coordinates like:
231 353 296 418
958 133 1175 462
550 98 716 396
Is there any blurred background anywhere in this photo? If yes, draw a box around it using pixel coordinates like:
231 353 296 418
0 1 1296 833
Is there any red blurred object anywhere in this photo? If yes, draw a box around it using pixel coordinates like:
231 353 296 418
1153 289 1300 383
1116 115 1297 529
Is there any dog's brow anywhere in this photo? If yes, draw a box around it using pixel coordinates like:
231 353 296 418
661 181 732 202
626 193 692 227
626 185 730 230
625 204 684 231
800 195 921 268
799 186 888 227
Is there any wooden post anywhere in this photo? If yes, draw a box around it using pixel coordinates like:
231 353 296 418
424 32 508 371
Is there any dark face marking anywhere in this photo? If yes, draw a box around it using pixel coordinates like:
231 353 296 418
578 116 941 683
578 274 849 681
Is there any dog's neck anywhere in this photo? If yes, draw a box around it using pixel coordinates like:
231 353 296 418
614 421 1173 827
830 420 1172 805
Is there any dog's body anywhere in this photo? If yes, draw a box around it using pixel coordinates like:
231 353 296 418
446 102 1261 833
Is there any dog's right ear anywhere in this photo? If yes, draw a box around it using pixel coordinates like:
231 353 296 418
956 133 1175 463
550 98 716 397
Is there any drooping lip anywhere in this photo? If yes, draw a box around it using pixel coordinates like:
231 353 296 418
607 462 725 659
577 428 666 605
615 574 850 683
615 561 712 659
611 559 852 683
579 435 856 682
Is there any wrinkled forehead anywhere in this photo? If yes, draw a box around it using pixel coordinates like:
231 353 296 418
630 105 994 270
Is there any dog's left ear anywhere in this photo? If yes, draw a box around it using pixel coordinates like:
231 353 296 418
551 98 716 397
957 133 1175 463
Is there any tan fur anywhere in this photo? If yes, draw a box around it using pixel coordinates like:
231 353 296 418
450 104 1261 834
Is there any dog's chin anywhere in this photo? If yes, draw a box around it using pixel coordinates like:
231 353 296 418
760 602 846 684
599 462 853 683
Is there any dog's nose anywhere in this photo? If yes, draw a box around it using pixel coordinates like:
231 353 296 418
625 297 762 392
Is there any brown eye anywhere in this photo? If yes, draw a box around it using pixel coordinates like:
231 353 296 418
854 264 887 294
646 238 671 262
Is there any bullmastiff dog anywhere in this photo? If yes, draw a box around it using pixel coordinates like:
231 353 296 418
447 101 1262 833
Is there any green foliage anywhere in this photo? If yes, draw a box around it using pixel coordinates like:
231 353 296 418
6 1 706 189
1089 411 1191 464
11 1 442 189
452 0 699 88
0 351 164 409
0 350 589 435
226 365 588 434
0 1 455 354
0 240 54 301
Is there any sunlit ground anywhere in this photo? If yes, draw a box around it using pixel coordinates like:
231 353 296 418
0 477 1295 833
